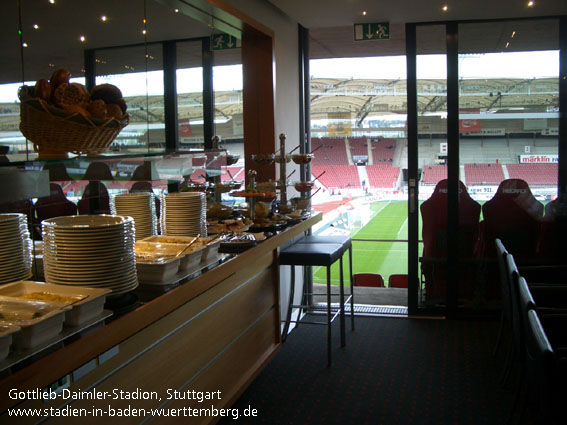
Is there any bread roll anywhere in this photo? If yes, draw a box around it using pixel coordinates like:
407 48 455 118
34 79 51 101
105 103 123 120
49 68 71 90
53 82 89 107
90 84 123 104
87 99 107 119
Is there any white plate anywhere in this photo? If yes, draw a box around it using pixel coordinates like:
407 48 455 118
42 215 134 229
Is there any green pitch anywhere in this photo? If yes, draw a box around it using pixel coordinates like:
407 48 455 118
312 201 411 286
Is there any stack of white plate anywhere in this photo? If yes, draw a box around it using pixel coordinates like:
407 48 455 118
42 215 138 295
161 192 207 237
0 213 33 284
111 192 157 240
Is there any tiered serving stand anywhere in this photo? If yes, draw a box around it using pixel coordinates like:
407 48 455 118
247 133 315 218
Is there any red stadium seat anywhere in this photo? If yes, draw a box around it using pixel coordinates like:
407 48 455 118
77 182 111 215
388 274 409 288
354 273 385 287
32 183 77 238
538 197 567 262
420 179 481 301
480 179 543 261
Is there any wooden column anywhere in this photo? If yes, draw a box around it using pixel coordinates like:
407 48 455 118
242 25 276 183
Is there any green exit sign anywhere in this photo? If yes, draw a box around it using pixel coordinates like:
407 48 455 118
211 34 241 50
354 23 390 41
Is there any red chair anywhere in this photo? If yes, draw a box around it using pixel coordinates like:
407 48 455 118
388 274 408 288
420 179 481 301
353 273 384 287
538 197 567 263
32 183 77 238
480 179 543 261
77 181 111 215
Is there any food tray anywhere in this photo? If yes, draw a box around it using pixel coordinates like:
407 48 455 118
141 236 197 244
0 281 110 327
201 239 221 264
0 297 69 350
136 257 181 283
135 241 187 257
179 248 204 272
0 324 20 360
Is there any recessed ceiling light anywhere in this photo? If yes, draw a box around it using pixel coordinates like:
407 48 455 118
79 35 86 42
49 0 55 4
527 1 534 6
362 11 367 16
33 24 39 29
22 42 28 47
101 15 107 22
142 29 147 35
174 9 179 13
442 5 449 12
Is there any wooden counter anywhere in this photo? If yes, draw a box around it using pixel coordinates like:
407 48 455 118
0 213 321 423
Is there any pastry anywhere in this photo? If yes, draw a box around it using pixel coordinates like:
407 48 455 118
90 83 123 105
53 82 89 107
49 68 71 90
62 104 89 117
87 99 107 119
34 79 51 101
72 83 90 102
105 103 123 120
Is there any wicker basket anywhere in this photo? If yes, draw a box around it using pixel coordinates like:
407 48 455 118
18 86 129 157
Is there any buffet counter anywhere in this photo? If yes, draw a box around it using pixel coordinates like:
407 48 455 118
0 212 321 423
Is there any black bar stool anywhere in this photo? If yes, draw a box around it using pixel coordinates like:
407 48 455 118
297 234 354 330
279 242 346 366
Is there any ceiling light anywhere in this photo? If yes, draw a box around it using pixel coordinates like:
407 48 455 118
101 15 107 22
511 31 516 38
142 29 147 35
79 35 86 42
22 42 28 47
33 24 39 29
362 11 367 16
505 41 510 48
48 63 55 67
49 0 55 4
527 1 534 6
442 5 448 12
174 9 179 13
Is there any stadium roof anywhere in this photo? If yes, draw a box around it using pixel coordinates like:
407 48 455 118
309 77 559 123
0 76 559 130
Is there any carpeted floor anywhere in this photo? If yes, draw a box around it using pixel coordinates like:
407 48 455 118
218 315 531 425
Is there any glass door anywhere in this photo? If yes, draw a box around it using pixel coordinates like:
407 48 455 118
406 16 564 317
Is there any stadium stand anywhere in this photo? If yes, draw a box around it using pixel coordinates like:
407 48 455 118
312 165 361 189
463 163 505 185
366 165 401 188
421 165 447 186
348 137 369 159
506 163 557 186
370 138 396 163
312 137 350 165
221 167 244 182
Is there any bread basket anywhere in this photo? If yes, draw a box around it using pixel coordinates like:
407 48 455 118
18 86 129 158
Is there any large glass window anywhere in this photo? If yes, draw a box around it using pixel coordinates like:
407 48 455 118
213 48 244 187
308 54 408 291
415 25 448 308
177 40 204 149
455 19 560 307
95 44 165 154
